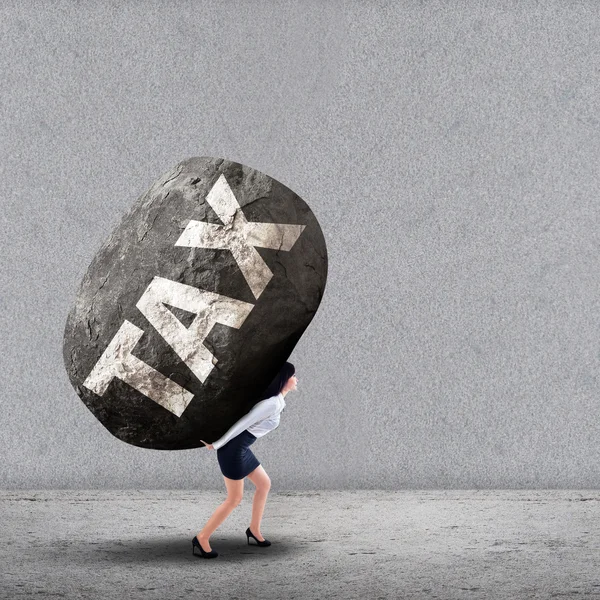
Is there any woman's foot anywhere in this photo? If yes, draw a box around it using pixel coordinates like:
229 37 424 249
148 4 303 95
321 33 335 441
192 534 218 558
196 534 212 552
246 526 271 546
248 526 265 542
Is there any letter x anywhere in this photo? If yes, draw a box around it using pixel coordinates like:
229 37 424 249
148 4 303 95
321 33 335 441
175 174 306 299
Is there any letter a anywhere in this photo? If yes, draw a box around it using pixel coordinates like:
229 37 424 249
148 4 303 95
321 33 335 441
136 276 255 383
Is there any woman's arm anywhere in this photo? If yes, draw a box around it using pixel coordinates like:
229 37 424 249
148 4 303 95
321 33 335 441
212 397 278 450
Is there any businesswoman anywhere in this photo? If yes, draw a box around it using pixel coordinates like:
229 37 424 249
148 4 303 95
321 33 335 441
195 362 298 558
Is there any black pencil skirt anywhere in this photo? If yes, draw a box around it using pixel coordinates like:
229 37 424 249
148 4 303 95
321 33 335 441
217 429 261 480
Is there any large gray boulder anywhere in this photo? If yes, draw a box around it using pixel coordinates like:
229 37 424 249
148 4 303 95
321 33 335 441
63 157 328 450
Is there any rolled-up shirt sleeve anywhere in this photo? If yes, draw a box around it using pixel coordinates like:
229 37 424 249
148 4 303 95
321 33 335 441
212 397 278 450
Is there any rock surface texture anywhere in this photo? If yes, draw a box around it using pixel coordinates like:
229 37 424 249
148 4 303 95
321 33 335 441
63 157 327 449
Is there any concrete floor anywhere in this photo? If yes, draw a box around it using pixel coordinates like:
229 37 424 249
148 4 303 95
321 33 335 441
1 490 599 599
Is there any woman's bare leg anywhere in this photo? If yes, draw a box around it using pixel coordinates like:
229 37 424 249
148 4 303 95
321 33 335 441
246 465 271 541
196 476 244 551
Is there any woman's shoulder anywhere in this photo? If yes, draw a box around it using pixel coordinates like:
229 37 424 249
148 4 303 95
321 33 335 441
253 394 280 410
265 393 285 413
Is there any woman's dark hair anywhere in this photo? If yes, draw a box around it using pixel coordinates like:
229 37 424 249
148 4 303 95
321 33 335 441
259 362 295 400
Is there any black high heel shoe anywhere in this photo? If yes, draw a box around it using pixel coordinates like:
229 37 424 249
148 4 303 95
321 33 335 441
192 535 218 558
246 527 271 547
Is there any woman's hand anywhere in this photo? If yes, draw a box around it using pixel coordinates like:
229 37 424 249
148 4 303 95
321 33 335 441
200 439 215 450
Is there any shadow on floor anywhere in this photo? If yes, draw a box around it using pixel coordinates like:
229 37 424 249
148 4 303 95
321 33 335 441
60 535 304 565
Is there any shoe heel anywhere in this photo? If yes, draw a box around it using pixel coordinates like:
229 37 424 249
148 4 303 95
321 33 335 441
192 535 218 558
245 527 271 547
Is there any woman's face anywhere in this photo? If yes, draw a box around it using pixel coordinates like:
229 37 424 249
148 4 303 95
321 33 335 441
283 374 298 393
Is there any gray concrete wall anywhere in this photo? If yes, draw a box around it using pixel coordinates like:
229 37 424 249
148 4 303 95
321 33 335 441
2 0 599 489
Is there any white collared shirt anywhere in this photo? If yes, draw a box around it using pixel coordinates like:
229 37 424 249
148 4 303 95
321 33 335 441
212 393 286 450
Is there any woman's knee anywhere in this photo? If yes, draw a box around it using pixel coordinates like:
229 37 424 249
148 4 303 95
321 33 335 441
248 466 271 491
255 474 271 492
223 477 244 506
225 492 244 507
